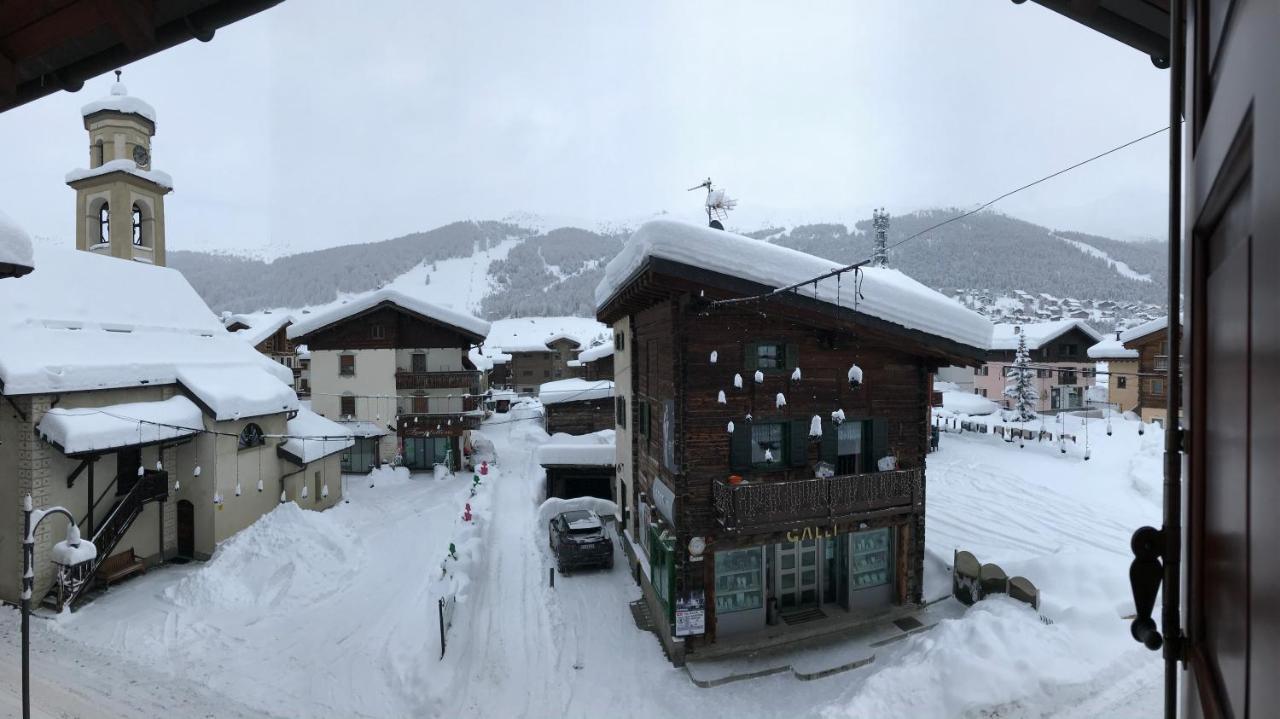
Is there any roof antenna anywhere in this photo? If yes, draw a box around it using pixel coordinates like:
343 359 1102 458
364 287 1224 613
114 69 122 82
687 177 737 230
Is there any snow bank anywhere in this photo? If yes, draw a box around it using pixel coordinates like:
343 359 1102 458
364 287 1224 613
280 408 354 463
288 288 490 341
80 80 156 122
596 220 992 350
939 391 999 416
536 430 616 466
0 208 34 272
167 502 359 609
484 316 608 353
37 396 202 454
822 598 1135 719
536 496 619 529
991 320 1101 351
538 378 613 404
66 158 173 191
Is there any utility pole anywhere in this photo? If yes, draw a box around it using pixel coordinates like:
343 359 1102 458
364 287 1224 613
872 208 890 267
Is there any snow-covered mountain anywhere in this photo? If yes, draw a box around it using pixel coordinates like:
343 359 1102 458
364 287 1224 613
168 210 1168 322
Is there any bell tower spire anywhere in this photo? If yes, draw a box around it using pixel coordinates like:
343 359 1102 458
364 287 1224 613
66 71 174 266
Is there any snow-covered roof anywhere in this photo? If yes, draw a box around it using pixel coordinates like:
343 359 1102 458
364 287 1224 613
177 365 298 421
577 341 615 363
0 209 35 274
66 159 173 191
338 420 388 438
80 80 156 122
233 314 293 348
36 396 202 455
990 320 1102 351
539 378 613 405
485 316 608 354
1087 337 1139 360
279 408 354 464
287 288 489 342
537 430 616 466
0 246 297 408
596 220 992 351
1119 316 1169 344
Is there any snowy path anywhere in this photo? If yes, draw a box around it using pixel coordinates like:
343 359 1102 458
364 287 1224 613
5 408 1166 718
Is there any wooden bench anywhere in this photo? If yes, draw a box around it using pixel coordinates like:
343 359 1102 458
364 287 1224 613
95 548 146 587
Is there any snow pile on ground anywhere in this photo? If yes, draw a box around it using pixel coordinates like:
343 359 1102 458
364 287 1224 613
166 503 359 609
597 220 992 350
821 598 1138 719
368 464 413 487
939 391 999 416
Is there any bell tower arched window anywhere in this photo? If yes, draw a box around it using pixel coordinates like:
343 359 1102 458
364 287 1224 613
98 203 110 244
132 203 143 246
238 423 265 450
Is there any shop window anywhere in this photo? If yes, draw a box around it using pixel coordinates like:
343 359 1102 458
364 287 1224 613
850 528 892 590
751 423 786 467
339 354 355 376
715 548 763 614
649 526 676 620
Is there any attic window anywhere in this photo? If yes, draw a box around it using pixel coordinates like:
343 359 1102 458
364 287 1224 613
370 323 385 340
238 423 265 450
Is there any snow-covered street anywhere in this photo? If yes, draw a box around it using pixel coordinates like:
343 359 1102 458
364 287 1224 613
0 406 1164 718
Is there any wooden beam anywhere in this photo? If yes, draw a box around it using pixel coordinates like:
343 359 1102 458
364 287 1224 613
0 50 14 98
93 0 156 53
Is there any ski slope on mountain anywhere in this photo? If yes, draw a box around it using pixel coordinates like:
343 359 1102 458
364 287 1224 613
1054 234 1153 282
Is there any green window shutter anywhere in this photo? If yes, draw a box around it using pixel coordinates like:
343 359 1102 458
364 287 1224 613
788 420 808 468
820 419 838 464
729 421 752 471
871 418 889 467
785 342 799 370
744 342 758 370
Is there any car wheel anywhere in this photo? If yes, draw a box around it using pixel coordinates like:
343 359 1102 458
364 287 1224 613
605 556 614 570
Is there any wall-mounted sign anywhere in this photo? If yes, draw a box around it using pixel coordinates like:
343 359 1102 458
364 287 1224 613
651 478 676 526
675 591 705 637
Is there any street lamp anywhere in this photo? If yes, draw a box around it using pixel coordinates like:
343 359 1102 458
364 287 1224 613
21 494 95 719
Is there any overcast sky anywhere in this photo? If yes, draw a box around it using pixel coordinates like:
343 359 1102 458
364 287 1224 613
2 0 1169 257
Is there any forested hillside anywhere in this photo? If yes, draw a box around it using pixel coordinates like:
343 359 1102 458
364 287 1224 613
170 210 1167 317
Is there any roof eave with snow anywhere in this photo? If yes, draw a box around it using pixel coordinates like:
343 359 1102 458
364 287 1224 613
287 289 489 343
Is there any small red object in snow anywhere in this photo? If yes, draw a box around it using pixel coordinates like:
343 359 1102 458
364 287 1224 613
463 503 473 522
480 461 489 476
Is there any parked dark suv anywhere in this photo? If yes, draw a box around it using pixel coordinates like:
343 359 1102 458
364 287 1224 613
548 510 613 572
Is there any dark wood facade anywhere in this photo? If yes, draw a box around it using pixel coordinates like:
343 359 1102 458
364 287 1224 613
580 353 615 381
299 305 482 352
988 325 1100 364
544 397 614 436
1122 324 1180 422
601 258 984 651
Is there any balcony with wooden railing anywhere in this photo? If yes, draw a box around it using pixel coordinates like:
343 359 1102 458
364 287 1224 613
395 369 483 392
712 468 922 533
397 395 483 436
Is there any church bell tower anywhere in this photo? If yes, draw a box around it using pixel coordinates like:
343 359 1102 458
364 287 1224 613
67 71 173 266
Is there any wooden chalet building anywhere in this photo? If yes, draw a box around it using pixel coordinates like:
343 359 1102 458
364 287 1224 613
575 340 616 381
225 312 304 393
596 220 991 660
288 290 490 473
1118 316 1180 426
541 378 615 435
974 320 1102 412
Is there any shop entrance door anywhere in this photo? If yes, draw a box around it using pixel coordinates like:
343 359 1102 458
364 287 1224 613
776 539 819 610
